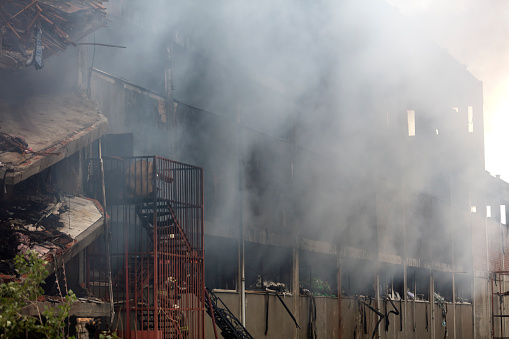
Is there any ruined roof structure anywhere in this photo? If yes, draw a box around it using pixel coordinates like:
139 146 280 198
0 92 107 185
0 91 108 278
0 0 107 70
0 194 104 280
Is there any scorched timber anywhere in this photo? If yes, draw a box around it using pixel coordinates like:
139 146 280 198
0 0 106 70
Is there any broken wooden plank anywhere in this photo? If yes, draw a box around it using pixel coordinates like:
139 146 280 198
0 0 38 30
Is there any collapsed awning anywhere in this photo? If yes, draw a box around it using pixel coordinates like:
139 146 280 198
0 91 108 185
0 191 111 317
0 194 104 281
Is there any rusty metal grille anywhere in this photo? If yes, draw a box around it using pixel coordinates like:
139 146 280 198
87 156 204 338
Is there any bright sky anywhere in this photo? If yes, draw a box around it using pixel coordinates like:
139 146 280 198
385 0 509 180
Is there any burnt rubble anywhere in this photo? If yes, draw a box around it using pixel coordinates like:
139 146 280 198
0 192 73 280
0 0 107 70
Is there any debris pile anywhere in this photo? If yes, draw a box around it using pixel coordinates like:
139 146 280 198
0 0 107 70
251 275 289 294
0 192 74 280
0 132 31 154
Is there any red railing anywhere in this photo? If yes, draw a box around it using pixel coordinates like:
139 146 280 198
87 156 204 338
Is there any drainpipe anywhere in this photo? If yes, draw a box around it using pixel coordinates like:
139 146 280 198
98 141 115 326
237 112 246 326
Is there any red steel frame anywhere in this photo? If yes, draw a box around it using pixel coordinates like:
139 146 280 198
87 156 204 338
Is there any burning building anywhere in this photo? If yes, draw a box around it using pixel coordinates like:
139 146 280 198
3 0 509 338
83 0 509 338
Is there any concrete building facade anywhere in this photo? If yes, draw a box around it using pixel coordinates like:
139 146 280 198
79 0 509 337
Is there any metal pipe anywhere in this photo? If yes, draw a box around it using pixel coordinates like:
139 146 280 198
75 42 126 48
98 141 115 326
275 293 301 329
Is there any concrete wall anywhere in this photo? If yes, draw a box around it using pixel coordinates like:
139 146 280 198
205 292 474 339
90 70 173 158
87 40 500 339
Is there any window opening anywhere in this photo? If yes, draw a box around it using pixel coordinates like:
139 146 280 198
299 250 337 296
245 243 292 293
379 265 404 300
407 110 415 136
468 106 474 133
341 259 376 298
455 274 472 303
205 235 237 290
434 271 453 302
407 267 430 301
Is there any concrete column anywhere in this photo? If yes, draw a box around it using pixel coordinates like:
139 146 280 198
413 271 417 339
468 185 477 339
337 256 343 339
293 248 300 339
452 272 456 339
430 271 435 339
77 37 88 92
375 269 381 339
403 263 408 338
450 176 457 339
402 174 408 339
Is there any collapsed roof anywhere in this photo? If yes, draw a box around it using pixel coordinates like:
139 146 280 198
0 193 104 281
0 192 111 316
0 0 107 70
0 91 108 185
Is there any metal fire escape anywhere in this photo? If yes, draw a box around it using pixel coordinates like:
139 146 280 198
205 288 254 339
87 156 204 339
